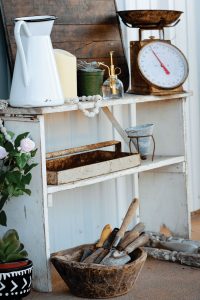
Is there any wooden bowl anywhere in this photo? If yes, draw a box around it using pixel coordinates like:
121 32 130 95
117 10 183 28
51 244 147 299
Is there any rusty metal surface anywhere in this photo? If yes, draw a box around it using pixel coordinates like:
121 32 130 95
129 40 184 95
46 148 140 185
46 150 131 171
46 140 121 160
117 10 183 29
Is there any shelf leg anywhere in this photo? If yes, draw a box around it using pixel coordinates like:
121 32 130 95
1 116 52 292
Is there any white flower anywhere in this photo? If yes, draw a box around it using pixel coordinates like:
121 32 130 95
0 146 8 159
20 138 35 153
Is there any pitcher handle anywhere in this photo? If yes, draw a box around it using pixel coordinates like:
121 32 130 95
14 21 31 86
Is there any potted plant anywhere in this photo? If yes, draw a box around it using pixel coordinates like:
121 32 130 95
0 229 33 299
0 118 37 226
77 61 104 96
0 118 37 298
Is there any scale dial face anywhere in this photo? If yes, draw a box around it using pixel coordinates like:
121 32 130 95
138 41 189 89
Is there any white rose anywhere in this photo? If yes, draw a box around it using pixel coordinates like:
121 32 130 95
0 146 8 159
20 138 35 153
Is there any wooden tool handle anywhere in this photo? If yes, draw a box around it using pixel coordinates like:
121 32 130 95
113 198 139 246
96 224 112 248
119 232 139 250
119 222 145 250
124 233 149 254
83 227 118 264
80 248 103 263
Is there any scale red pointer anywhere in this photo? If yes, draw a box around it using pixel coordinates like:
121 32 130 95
151 48 170 75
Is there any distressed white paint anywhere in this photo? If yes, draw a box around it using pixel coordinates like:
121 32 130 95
47 153 140 185
0 0 194 292
139 172 190 238
47 156 185 194
119 0 200 211
4 92 191 115
0 117 51 292
0 92 189 291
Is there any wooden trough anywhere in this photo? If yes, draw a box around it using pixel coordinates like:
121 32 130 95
51 243 147 299
46 140 140 185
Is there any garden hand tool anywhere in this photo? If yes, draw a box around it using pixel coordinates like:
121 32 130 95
118 222 145 251
80 248 93 262
101 233 149 266
82 224 112 263
93 228 119 264
98 198 139 264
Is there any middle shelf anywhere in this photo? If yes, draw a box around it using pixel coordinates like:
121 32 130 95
47 155 185 194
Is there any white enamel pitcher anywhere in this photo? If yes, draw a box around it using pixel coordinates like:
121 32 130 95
9 16 64 107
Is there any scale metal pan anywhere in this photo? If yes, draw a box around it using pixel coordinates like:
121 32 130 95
117 10 183 29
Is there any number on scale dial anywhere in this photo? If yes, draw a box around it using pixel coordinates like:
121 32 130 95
138 41 189 89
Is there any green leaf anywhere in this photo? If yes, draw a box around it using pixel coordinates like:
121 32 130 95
18 250 28 257
4 141 14 152
6 253 27 262
15 243 24 253
0 249 5 262
31 148 37 157
24 163 38 174
6 171 22 185
5 239 20 256
16 153 29 169
7 131 15 139
3 229 19 242
0 134 5 146
12 188 24 197
7 185 15 197
23 189 31 196
0 195 8 210
0 210 7 226
14 132 29 147
22 173 32 185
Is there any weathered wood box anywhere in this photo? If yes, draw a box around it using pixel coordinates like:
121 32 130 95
46 141 140 185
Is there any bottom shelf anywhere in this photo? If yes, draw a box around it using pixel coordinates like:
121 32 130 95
47 155 185 194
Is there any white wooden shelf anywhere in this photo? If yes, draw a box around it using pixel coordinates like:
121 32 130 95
2 91 191 292
3 92 192 116
47 155 185 194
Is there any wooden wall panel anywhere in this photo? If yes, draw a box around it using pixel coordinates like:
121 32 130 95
0 0 129 91
2 0 117 25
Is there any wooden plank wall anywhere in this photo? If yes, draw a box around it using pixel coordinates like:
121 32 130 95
0 0 129 91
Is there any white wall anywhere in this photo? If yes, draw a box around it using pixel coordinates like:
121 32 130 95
116 0 200 212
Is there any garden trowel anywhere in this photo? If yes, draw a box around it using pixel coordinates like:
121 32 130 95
83 197 139 264
95 198 139 265
81 224 112 263
101 233 149 266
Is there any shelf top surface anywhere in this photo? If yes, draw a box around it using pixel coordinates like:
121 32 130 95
1 91 192 116
47 155 185 194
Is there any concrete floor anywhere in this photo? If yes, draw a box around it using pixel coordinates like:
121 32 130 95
27 215 200 300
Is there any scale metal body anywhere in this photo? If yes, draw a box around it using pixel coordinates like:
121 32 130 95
117 10 189 95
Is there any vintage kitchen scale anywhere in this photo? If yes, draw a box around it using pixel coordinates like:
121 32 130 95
117 10 189 95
